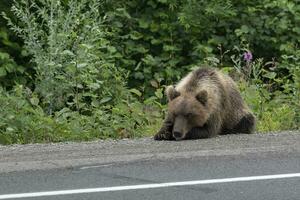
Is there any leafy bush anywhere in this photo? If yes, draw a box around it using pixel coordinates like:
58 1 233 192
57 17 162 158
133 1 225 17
3 0 129 113
0 0 163 144
229 48 300 132
0 85 162 145
0 1 29 88
179 0 300 60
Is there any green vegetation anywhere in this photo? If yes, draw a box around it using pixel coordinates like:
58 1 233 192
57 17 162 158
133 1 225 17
0 0 299 144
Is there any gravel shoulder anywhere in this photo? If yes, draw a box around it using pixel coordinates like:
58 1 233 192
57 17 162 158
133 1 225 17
0 131 299 173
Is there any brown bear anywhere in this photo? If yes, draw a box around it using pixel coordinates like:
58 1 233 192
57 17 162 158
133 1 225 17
154 67 255 141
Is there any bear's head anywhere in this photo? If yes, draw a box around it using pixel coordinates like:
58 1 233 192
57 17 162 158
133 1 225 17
166 85 209 140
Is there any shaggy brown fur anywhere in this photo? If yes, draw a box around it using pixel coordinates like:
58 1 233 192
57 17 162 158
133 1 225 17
154 67 255 141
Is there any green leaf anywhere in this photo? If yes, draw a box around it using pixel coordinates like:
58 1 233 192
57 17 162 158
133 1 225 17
263 72 276 80
0 134 12 145
130 31 143 40
150 80 159 88
99 97 112 104
134 72 144 80
30 97 40 106
80 44 93 50
138 19 149 29
0 68 7 77
151 39 161 45
130 88 142 97
163 45 179 52
135 46 148 54
241 25 249 33
0 52 10 60
62 50 75 56
107 46 117 53
88 83 101 90
158 0 167 3
154 88 164 99
5 63 15 73
77 63 88 68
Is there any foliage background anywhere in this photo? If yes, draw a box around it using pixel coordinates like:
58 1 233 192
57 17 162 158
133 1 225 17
0 0 299 144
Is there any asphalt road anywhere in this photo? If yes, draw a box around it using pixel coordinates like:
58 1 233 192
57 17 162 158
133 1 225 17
0 131 300 200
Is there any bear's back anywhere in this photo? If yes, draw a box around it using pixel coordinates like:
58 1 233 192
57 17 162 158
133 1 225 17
176 68 219 93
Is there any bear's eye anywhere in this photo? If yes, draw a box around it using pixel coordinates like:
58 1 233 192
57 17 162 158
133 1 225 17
185 113 193 118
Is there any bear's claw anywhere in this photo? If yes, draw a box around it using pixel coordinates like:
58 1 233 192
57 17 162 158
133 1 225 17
154 131 173 140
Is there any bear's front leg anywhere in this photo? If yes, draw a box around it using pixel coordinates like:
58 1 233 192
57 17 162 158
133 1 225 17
186 126 211 139
154 117 174 140
186 121 221 139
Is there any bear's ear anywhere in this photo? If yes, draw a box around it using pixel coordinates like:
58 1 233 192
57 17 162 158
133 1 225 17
196 90 208 105
166 85 180 101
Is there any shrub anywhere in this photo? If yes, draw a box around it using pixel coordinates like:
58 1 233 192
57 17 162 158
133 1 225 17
0 85 163 145
0 0 163 144
229 47 300 132
0 1 29 88
3 0 131 113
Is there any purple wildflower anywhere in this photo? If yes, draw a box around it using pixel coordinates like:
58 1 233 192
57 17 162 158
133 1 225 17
243 51 253 62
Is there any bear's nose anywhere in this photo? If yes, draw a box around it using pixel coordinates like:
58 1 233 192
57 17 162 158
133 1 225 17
173 131 182 139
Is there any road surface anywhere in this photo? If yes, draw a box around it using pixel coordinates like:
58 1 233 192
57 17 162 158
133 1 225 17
0 131 299 199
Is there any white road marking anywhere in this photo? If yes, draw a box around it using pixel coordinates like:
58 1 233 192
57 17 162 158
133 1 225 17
79 164 114 170
0 173 300 199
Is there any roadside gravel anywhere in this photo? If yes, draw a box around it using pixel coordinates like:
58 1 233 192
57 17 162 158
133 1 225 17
0 131 299 173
